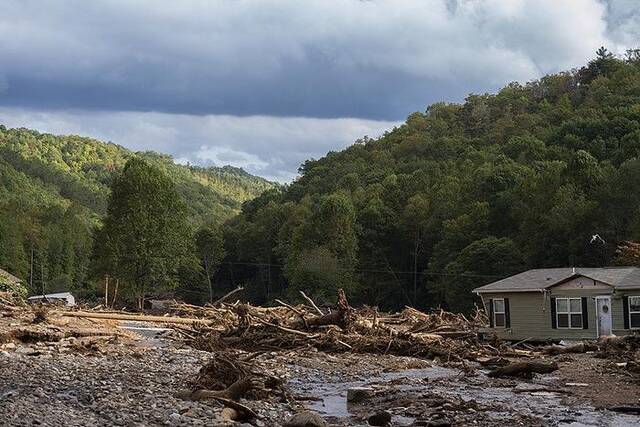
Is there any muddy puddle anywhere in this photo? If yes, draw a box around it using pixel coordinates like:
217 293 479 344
288 364 639 426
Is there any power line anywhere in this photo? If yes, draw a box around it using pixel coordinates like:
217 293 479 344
221 261 505 279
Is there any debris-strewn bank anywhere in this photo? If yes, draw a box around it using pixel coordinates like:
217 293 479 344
1 291 640 426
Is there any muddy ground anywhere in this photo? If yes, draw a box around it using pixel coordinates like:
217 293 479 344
1 311 639 426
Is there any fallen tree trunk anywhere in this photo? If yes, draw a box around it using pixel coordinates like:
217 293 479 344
477 357 511 368
488 360 558 378
212 286 244 307
57 311 216 325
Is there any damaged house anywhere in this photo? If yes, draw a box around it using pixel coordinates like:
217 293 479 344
473 267 640 340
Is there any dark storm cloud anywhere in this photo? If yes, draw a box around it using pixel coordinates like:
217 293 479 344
1 1 639 182
1 0 636 120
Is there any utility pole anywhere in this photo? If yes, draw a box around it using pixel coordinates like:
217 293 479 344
40 259 45 297
29 244 34 292
105 275 110 307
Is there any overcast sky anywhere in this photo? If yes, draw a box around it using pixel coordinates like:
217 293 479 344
1 0 639 182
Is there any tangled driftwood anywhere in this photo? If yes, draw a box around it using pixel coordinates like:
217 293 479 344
174 289 499 363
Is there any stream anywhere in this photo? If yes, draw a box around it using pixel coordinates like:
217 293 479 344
288 364 640 426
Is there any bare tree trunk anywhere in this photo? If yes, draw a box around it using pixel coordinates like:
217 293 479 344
104 275 109 307
30 244 34 292
111 279 119 308
413 237 419 305
204 259 213 303
267 254 271 301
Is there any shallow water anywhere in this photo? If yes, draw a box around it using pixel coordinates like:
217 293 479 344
288 365 639 426
119 321 173 348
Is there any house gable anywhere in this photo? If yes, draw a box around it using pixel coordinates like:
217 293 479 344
550 275 613 291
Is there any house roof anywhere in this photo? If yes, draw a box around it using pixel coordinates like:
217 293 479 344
27 292 74 300
0 268 21 284
473 267 640 293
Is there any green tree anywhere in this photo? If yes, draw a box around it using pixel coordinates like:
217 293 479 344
94 158 194 309
439 237 524 313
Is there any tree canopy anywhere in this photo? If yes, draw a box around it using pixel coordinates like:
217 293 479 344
217 48 640 312
94 158 195 308
0 126 275 297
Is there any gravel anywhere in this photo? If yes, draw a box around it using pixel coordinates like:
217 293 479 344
0 344 234 426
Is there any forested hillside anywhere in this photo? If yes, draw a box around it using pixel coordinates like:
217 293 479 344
220 48 640 313
0 126 274 294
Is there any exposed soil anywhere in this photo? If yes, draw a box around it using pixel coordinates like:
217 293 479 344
555 353 640 408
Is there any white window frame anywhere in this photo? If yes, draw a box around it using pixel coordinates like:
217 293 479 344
493 298 506 328
629 296 640 330
556 297 583 329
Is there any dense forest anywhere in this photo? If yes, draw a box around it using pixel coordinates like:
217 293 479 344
4 48 640 314
216 48 640 313
0 126 274 297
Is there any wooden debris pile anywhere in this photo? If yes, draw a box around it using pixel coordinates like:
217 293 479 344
180 289 502 362
191 351 289 401
175 350 293 422
598 334 640 376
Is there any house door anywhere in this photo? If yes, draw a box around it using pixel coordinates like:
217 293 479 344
596 296 612 337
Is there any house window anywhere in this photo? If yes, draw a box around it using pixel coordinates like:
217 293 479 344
556 298 582 329
630 296 640 329
493 299 506 328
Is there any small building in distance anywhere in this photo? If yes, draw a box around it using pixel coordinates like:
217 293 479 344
27 292 76 307
473 267 640 341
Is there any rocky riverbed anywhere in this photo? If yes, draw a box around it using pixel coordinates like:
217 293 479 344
1 309 639 426
2 334 639 426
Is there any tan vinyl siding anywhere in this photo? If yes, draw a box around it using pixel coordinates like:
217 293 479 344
478 272 640 340
614 290 640 334
483 289 615 341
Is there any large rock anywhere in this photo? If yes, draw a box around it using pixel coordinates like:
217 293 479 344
367 410 392 426
283 410 327 427
346 387 374 403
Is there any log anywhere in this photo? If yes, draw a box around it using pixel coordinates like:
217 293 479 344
299 291 323 316
181 381 259 420
255 318 319 338
212 286 244 307
488 361 558 378
175 379 253 402
290 310 344 330
218 377 253 400
290 289 353 330
477 357 511 368
57 311 215 325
